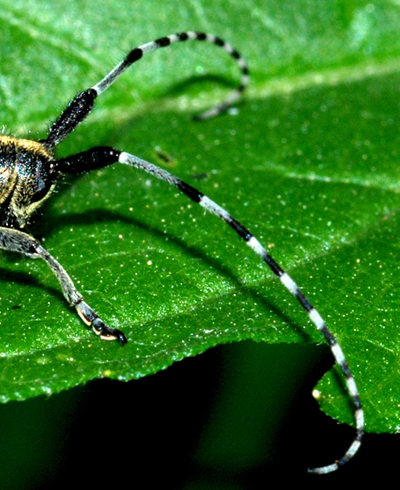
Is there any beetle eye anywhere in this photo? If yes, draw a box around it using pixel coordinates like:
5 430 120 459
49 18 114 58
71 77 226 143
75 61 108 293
28 161 56 204
31 177 50 202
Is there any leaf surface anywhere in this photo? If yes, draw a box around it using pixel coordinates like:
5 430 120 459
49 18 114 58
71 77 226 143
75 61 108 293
0 0 400 434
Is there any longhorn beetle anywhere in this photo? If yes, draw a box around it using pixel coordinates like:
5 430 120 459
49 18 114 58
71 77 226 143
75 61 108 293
0 31 363 473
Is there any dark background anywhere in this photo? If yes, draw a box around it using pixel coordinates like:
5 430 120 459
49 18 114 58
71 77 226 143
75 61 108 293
0 340 396 489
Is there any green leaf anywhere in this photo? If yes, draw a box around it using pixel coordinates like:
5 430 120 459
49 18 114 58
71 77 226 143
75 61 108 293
1 0 400 437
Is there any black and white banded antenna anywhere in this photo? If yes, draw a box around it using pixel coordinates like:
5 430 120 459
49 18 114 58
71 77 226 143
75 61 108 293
92 31 250 120
42 31 364 473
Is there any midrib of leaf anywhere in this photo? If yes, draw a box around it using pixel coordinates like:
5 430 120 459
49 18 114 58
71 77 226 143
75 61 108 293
254 57 400 98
